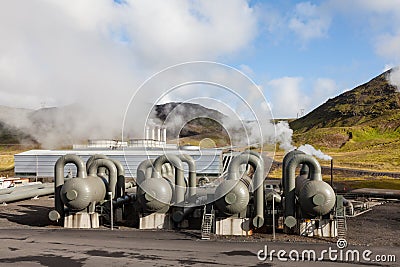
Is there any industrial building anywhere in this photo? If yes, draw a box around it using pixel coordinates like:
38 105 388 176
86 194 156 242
14 147 223 179
14 125 224 179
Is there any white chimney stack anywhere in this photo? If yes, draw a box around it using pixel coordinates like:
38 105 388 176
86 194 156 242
162 128 167 142
151 127 156 140
145 126 150 140
156 126 161 141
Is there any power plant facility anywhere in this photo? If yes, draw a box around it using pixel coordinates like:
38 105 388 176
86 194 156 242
6 126 392 241
24 143 344 239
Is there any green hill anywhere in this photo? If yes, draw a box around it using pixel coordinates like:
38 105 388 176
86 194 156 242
290 69 400 132
289 69 400 171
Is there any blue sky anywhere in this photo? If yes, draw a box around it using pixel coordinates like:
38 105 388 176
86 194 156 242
0 0 399 120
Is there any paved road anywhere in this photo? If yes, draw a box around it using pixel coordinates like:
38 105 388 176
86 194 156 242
0 229 397 267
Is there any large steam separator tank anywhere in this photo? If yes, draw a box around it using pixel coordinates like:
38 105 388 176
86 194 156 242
283 152 336 236
136 155 184 230
214 151 265 235
137 158 173 213
49 154 116 228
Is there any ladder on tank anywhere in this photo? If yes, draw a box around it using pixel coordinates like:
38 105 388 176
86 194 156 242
201 205 214 240
335 195 347 239
336 215 347 238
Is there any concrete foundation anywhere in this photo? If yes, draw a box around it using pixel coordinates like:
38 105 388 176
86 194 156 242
64 212 99 229
215 217 252 236
139 213 172 230
297 219 337 237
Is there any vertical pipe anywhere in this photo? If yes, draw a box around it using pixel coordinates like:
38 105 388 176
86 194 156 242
151 127 156 140
53 154 86 221
283 154 322 228
109 159 125 198
109 191 113 230
282 150 305 191
35 155 38 182
153 154 185 204
330 159 333 187
227 152 264 228
177 154 197 199
136 159 154 196
272 194 275 240
87 159 118 199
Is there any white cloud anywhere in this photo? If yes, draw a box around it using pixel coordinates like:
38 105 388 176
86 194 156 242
0 0 258 107
263 76 343 119
0 0 260 145
288 2 331 43
239 64 254 77
311 78 339 106
266 76 308 118
376 33 400 62
324 0 400 92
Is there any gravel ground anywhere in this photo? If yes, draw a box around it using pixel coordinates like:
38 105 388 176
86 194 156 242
0 195 399 247
0 196 399 266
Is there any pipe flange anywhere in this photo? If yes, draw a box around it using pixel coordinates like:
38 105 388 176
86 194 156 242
253 215 264 228
66 190 78 201
313 193 325 206
172 210 184 223
284 216 297 228
225 192 237 205
48 210 61 221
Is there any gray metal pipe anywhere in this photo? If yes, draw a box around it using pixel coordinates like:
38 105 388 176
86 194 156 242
160 163 173 179
86 154 108 177
136 159 154 185
161 164 168 177
136 159 154 197
283 154 322 227
227 152 264 228
165 163 174 178
0 182 44 195
177 154 197 199
282 150 305 190
153 154 185 205
54 154 86 221
0 185 54 203
109 159 125 198
88 158 118 199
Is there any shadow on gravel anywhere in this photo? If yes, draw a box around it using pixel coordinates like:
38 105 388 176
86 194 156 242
0 204 52 227
0 254 85 267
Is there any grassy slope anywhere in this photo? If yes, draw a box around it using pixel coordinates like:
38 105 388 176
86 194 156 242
0 146 27 173
288 69 400 173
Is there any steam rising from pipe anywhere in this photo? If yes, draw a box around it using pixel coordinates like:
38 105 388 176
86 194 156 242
297 144 332 161
273 121 332 161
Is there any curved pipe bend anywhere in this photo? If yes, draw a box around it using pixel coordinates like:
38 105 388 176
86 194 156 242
86 154 108 177
136 159 154 197
153 154 185 205
283 153 322 226
53 154 86 221
88 158 118 199
110 159 126 198
227 152 264 228
282 150 305 190
177 154 197 199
